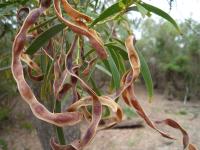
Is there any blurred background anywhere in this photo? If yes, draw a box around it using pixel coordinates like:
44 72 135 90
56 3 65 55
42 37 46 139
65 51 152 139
0 0 200 150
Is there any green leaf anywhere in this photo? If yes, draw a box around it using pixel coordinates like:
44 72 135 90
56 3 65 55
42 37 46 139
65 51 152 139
107 46 126 75
0 0 28 8
105 53 121 89
0 1 17 8
0 138 8 150
84 49 95 59
127 5 151 17
139 2 181 33
55 101 66 145
105 43 128 60
29 16 57 32
136 3 149 17
102 106 111 118
117 54 126 74
107 48 120 70
26 23 66 55
112 38 126 46
136 46 154 102
126 5 138 12
95 64 112 77
90 0 133 27
89 77 102 96
123 107 137 119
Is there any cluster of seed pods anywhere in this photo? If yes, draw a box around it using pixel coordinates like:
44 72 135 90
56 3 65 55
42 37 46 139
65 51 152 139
11 0 196 150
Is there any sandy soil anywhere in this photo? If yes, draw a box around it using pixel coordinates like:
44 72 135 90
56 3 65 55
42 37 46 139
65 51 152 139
0 85 199 150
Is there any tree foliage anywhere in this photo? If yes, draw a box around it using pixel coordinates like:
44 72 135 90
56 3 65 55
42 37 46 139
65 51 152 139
137 18 200 99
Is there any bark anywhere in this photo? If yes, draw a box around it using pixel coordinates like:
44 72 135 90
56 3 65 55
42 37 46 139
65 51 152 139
30 81 81 150
31 113 54 150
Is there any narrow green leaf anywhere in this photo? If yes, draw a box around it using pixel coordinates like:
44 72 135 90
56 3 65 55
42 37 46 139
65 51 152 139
112 38 125 46
102 106 111 118
95 64 112 77
136 46 154 102
107 47 126 75
90 0 133 27
26 23 66 55
0 0 29 8
84 49 95 59
0 1 17 8
127 5 151 17
29 16 57 32
105 44 128 60
89 77 102 96
86 64 96 81
107 48 120 70
136 3 149 17
55 101 66 145
139 2 181 33
117 54 126 74
105 53 121 89
126 5 138 12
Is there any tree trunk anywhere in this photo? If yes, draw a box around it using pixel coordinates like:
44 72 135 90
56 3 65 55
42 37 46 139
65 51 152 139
31 82 81 150
31 113 55 150
31 106 81 150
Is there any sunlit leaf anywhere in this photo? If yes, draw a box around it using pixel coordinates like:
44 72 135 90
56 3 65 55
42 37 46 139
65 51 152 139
136 3 149 17
90 0 133 27
139 2 181 33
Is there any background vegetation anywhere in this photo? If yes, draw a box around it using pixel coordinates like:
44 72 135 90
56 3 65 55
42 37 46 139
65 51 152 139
137 18 200 100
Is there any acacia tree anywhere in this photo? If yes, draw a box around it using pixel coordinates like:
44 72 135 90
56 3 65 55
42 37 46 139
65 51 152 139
136 18 200 100
2 0 197 149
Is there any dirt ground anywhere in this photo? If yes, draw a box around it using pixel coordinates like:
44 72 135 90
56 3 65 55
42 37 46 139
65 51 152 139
0 84 200 150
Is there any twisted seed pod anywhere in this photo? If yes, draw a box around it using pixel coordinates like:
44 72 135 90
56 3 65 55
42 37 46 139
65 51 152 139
123 35 196 150
11 0 83 127
61 0 92 22
27 67 44 81
63 35 102 149
20 52 41 73
17 7 30 23
70 66 81 102
82 57 97 76
67 96 123 130
124 35 174 139
156 119 189 148
42 40 54 60
53 58 69 99
53 0 108 59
